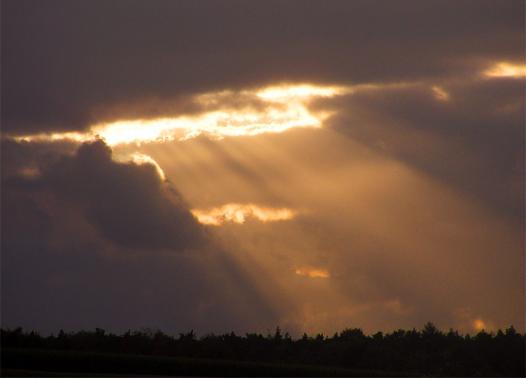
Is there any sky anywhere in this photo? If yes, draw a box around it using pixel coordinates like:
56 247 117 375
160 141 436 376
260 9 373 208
1 0 524 336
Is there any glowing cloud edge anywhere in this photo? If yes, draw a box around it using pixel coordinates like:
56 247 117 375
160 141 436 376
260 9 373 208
11 84 348 146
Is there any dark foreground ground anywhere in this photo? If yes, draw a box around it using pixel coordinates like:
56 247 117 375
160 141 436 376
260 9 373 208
2 325 524 376
2 348 405 377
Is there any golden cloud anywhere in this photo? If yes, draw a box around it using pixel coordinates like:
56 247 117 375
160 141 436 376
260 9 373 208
13 84 348 146
191 203 297 226
483 62 526 78
294 267 330 279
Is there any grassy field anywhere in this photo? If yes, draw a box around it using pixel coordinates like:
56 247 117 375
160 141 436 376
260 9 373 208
2 348 407 377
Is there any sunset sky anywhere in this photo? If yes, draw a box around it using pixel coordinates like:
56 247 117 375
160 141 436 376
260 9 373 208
1 0 524 336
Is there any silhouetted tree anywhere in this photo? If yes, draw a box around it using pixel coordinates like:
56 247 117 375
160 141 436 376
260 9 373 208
2 323 524 376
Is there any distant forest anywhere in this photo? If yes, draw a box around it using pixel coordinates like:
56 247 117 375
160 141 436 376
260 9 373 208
2 323 525 376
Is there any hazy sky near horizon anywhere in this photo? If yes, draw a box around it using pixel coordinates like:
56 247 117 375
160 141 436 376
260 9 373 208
1 0 524 336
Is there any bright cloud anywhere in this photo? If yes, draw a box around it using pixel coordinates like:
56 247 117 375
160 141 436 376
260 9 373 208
484 62 526 78
13 84 347 146
191 203 297 226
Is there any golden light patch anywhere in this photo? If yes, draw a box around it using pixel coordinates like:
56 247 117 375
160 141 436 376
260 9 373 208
472 318 487 331
191 203 297 226
431 85 450 101
294 267 330 279
484 62 526 78
13 84 346 146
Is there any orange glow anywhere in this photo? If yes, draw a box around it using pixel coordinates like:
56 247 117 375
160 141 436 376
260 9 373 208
431 85 450 101
484 62 526 78
295 268 330 279
191 203 297 225
13 84 346 146
472 318 487 331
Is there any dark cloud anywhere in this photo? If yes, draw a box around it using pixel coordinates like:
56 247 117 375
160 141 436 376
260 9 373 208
326 78 524 221
1 139 77 179
12 140 204 251
2 0 524 133
1 140 278 334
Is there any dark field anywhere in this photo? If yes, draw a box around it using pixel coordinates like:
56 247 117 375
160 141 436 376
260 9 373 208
2 348 402 377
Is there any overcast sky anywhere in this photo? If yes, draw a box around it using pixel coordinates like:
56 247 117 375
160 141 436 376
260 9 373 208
1 0 524 336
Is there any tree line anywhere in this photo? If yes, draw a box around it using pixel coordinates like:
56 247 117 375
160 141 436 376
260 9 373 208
2 323 524 376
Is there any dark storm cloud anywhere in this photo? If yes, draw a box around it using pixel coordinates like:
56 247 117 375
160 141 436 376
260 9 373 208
3 140 205 251
2 0 524 134
43 141 206 250
0 139 77 178
1 140 278 333
1 194 276 334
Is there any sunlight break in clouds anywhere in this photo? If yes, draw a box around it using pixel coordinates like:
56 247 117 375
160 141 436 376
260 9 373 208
483 62 526 78
191 203 297 226
12 84 346 146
